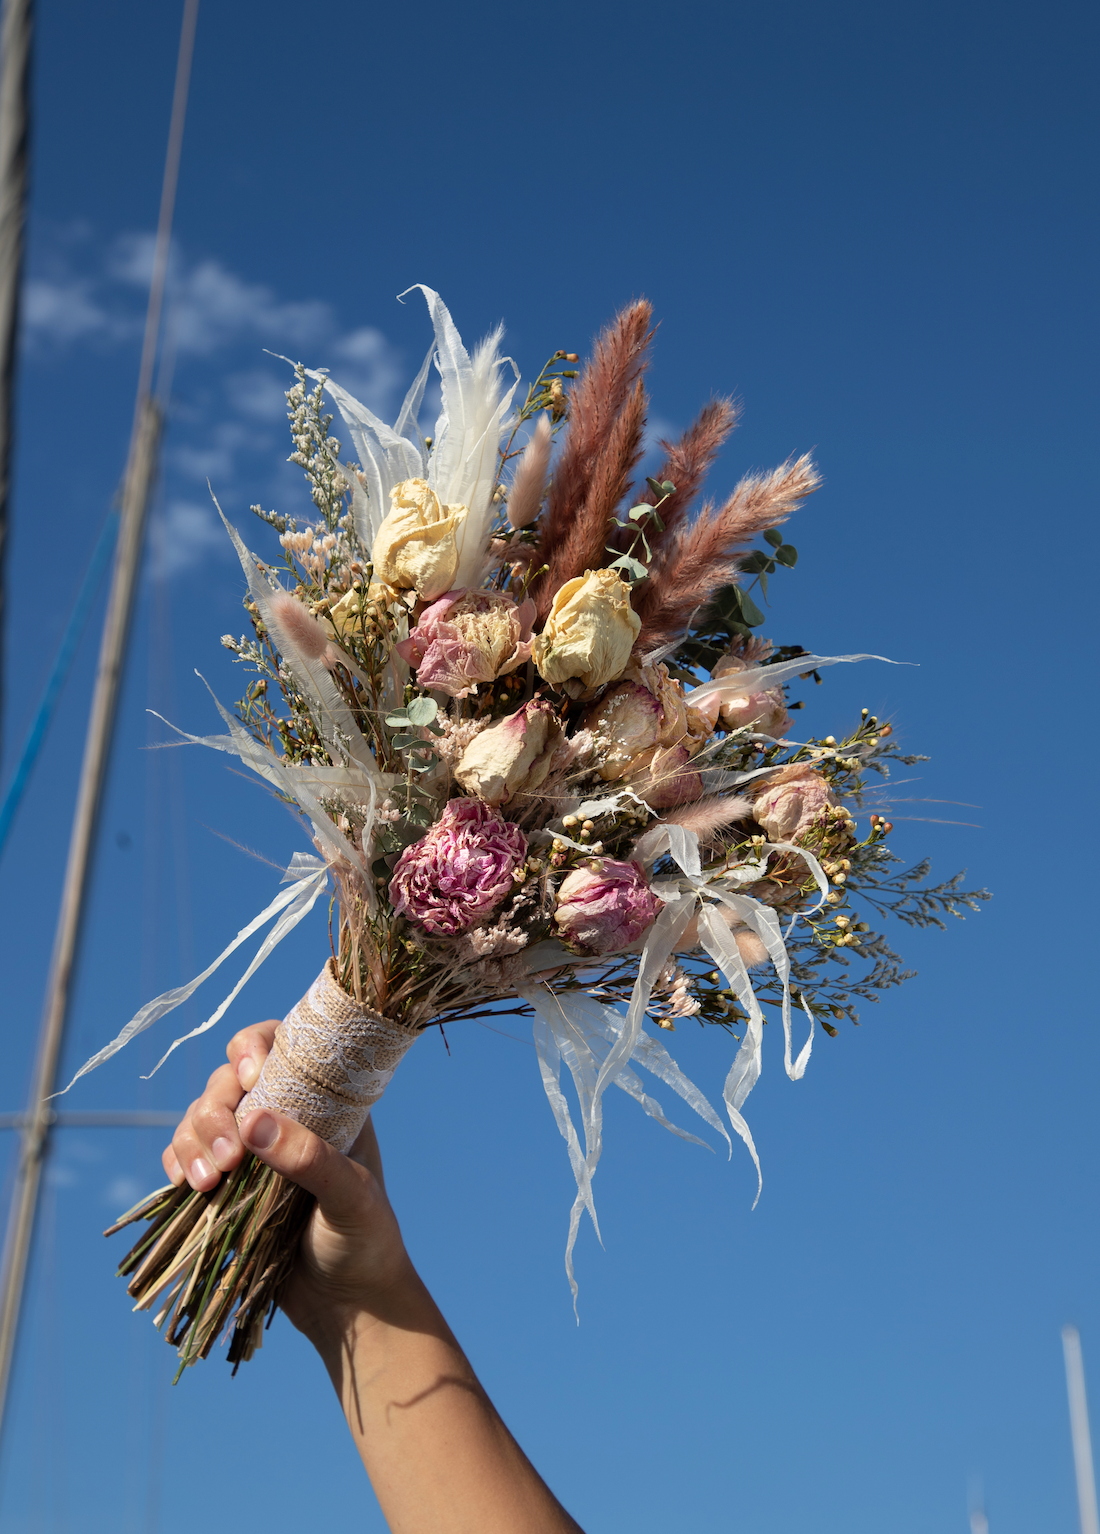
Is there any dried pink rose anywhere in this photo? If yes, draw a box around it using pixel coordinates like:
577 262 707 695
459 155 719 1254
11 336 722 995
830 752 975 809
710 652 791 738
453 698 564 808
628 743 704 810
553 857 663 956
584 680 661 781
396 588 536 698
751 763 836 842
585 661 711 808
389 798 526 935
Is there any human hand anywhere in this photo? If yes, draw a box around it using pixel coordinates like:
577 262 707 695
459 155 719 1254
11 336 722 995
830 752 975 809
161 1020 414 1339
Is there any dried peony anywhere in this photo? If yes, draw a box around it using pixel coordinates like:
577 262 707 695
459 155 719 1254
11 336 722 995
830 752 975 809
371 478 469 601
453 698 564 807
396 588 535 698
585 680 661 781
553 857 662 956
710 651 791 738
389 798 526 936
751 763 836 842
532 568 641 695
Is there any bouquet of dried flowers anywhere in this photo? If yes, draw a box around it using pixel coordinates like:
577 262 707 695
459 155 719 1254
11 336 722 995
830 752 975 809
74 287 985 1374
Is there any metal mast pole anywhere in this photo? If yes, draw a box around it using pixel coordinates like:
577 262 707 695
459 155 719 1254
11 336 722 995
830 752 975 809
1064 1326 1100 1534
0 0 199 1438
0 0 33 765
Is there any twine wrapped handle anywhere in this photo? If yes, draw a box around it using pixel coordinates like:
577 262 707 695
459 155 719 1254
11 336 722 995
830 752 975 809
236 959 420 1153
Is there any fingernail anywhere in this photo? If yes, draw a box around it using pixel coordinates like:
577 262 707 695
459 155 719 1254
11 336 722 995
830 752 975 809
211 1137 235 1169
237 1054 260 1090
190 1157 213 1186
247 1112 278 1151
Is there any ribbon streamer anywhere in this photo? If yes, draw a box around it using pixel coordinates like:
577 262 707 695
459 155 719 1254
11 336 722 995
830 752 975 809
521 965 731 1313
532 818 827 1256
56 853 328 1095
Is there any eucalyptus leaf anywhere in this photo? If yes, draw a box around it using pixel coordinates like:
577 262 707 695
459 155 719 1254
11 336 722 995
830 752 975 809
738 550 770 574
661 479 675 495
406 803 432 826
775 544 799 567
739 590 766 627
645 477 665 499
406 696 438 726
392 734 420 749
628 504 652 521
763 527 784 548
371 857 391 879
385 710 410 727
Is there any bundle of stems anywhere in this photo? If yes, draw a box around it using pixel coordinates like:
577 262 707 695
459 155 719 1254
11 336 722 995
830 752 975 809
106 1157 314 1377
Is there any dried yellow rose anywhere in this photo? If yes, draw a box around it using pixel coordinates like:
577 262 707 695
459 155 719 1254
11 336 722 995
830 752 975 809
532 568 641 694
371 478 468 600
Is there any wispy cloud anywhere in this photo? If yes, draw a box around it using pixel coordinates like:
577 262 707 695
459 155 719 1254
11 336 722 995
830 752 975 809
25 228 417 576
149 498 233 579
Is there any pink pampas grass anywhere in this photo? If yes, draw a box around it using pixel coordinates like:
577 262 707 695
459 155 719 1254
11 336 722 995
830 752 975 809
635 454 821 650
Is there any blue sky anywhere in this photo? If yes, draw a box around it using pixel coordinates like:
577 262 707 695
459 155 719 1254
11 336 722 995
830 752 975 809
0 0 1097 1529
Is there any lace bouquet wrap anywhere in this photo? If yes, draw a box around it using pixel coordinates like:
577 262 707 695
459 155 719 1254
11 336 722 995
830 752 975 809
78 287 984 1372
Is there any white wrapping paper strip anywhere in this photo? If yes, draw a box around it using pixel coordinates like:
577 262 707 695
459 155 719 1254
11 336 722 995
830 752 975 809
55 853 328 1095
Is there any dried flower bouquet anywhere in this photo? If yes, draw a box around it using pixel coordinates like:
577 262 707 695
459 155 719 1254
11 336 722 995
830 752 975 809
72 286 985 1374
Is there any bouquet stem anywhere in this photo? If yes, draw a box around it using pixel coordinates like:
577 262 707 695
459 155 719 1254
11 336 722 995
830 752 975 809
106 1155 314 1377
104 960 417 1375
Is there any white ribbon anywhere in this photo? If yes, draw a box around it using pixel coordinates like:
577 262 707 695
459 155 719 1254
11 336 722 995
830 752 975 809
521 961 730 1314
56 853 328 1095
538 818 827 1237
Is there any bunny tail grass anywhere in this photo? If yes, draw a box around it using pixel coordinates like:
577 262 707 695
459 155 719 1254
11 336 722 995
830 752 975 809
106 1156 314 1378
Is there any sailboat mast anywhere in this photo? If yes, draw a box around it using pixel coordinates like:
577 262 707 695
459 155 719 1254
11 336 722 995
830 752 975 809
0 0 32 765
0 0 200 1439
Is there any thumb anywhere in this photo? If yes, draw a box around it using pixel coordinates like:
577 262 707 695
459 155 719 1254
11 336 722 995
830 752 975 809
239 1108 374 1224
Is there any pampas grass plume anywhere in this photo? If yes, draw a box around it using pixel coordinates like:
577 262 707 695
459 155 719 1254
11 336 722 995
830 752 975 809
270 591 339 668
735 928 769 968
508 415 552 530
658 794 753 841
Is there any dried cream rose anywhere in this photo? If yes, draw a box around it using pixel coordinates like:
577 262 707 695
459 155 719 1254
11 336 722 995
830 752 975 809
453 698 564 807
532 569 641 695
371 478 469 600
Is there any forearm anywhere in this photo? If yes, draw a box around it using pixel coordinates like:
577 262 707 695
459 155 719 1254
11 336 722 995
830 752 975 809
302 1268 584 1534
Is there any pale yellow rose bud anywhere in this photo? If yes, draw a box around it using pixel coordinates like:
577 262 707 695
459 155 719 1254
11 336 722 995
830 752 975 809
371 478 468 600
532 569 641 695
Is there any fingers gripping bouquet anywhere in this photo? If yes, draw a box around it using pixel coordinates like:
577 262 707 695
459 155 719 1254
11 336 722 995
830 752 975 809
77 287 986 1372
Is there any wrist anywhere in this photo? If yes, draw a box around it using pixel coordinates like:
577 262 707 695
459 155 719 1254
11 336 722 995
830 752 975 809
292 1253 437 1357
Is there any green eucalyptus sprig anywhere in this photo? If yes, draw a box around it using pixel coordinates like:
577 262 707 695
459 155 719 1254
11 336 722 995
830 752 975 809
605 478 675 583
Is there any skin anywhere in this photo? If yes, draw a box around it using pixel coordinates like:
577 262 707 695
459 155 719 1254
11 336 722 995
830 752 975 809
163 1021 584 1534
